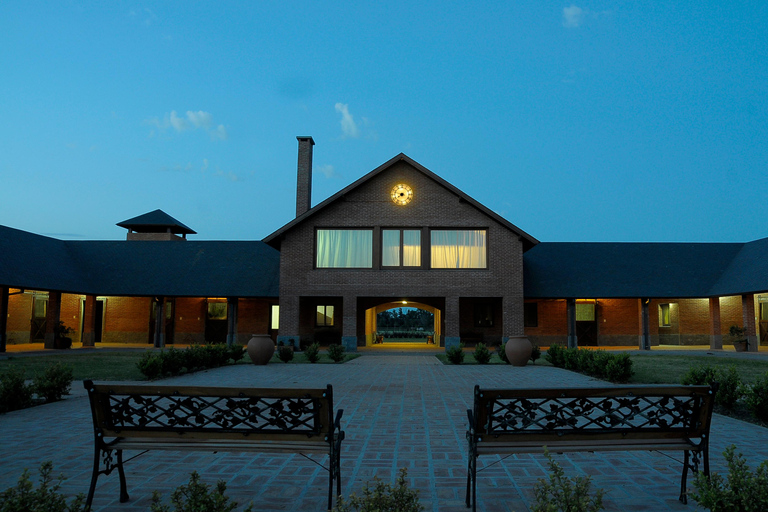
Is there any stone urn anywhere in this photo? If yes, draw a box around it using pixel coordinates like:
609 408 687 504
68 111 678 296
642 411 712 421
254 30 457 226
505 335 532 367
247 334 275 365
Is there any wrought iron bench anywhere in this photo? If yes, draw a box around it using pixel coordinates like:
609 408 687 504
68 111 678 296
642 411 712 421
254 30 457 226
83 380 344 511
465 384 717 511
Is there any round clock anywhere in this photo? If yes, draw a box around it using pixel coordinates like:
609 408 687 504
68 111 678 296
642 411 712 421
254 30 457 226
391 184 413 205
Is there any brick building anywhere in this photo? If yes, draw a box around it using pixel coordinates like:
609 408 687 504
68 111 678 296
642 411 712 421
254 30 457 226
1 137 767 352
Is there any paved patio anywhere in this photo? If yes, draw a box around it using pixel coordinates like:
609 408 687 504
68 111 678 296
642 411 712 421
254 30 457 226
2 353 768 511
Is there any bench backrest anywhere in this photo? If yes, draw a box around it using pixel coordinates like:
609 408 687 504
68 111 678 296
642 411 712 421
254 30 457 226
84 380 335 443
471 384 716 444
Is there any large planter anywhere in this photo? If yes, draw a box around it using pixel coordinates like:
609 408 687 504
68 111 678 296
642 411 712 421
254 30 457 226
734 341 748 353
505 336 532 367
247 334 275 365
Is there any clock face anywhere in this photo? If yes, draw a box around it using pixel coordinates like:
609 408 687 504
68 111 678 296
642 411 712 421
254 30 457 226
391 184 413 205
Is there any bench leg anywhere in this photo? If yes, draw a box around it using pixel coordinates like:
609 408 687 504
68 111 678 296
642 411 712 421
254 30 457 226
85 446 102 511
465 452 476 510
679 450 689 504
85 446 130 509
117 450 129 503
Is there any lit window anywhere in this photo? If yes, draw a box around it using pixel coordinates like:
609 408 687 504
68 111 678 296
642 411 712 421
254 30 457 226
207 302 227 320
382 229 421 267
659 304 671 327
316 229 372 268
430 230 487 268
271 305 279 330
575 303 595 321
316 305 335 327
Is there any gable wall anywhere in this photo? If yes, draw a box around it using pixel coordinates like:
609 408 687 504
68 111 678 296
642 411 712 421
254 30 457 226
278 161 525 337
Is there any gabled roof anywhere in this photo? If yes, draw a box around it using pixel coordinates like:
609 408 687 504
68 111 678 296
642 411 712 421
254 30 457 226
0 225 279 297
117 209 196 235
263 153 539 251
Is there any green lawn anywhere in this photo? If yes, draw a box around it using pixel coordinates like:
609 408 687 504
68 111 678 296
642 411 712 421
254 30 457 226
629 354 768 385
0 351 150 381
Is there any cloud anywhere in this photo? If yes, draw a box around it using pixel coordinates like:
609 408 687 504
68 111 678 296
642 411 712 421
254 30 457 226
145 110 227 140
319 164 341 179
562 5 584 28
335 103 360 138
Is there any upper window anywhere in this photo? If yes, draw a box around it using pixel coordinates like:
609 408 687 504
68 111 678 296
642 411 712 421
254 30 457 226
382 229 421 267
430 230 487 269
316 229 373 268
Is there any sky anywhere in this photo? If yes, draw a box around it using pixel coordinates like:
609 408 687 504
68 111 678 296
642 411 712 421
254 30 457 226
1 2 766 243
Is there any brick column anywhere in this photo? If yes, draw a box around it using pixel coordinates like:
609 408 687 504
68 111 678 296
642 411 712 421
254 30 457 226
45 291 61 349
567 298 577 348
743 294 758 352
709 297 723 350
638 298 651 350
153 297 165 348
444 296 461 350
82 295 97 347
341 295 358 351
276 295 299 346
226 297 239 347
0 286 8 353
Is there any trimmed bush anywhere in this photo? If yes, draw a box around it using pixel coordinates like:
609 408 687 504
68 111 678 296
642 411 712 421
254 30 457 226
473 343 492 364
604 353 633 383
545 347 633 383
33 362 74 403
333 468 423 512
746 372 768 423
277 346 294 363
682 365 743 409
533 449 605 512
228 344 245 363
691 445 768 511
0 367 33 413
150 471 252 512
497 341 509 363
328 344 346 363
137 344 246 379
446 344 465 365
0 462 86 511
304 343 320 363
137 351 163 379
545 344 565 367
530 344 541 365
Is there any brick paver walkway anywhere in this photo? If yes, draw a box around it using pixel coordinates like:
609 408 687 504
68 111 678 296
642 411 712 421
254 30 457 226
2 354 767 511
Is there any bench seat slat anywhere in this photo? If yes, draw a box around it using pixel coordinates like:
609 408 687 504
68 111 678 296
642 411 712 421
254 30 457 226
475 439 696 455
113 439 332 453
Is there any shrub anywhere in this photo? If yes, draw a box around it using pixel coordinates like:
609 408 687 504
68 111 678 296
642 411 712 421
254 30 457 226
532 449 605 512
530 344 541 365
446 344 465 365
746 372 768 423
0 367 34 413
207 344 231 368
150 471 252 512
137 351 163 379
161 347 187 375
333 468 423 512
184 345 207 372
682 365 743 409
577 349 594 374
691 445 768 511
497 341 509 364
604 353 633 383
545 344 565 367
328 344 346 363
33 362 74 403
304 343 320 363
562 349 580 371
473 343 492 364
228 344 245 363
277 346 294 363
0 461 86 512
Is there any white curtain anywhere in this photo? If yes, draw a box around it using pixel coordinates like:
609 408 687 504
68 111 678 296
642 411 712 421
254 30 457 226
382 230 400 266
430 230 486 268
403 230 421 266
316 229 372 268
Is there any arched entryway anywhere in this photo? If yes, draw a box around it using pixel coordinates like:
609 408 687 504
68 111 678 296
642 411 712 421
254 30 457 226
363 300 442 347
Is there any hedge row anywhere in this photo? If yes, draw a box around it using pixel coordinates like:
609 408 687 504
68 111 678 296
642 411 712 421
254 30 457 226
682 364 768 424
545 345 634 382
137 344 245 379
0 362 74 413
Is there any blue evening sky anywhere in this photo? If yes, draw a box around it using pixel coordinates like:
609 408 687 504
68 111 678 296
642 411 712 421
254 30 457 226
2 2 766 243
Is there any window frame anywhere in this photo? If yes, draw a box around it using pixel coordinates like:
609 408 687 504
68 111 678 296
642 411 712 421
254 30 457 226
428 228 489 270
316 305 335 327
380 228 423 269
659 303 671 327
314 228 374 269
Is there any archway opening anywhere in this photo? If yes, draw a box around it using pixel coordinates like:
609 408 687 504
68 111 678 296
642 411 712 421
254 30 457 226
363 301 441 347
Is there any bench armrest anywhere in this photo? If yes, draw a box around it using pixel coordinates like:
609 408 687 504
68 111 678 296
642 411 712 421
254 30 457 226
333 409 344 431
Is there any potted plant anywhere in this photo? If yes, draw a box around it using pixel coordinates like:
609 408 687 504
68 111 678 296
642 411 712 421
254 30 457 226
729 325 748 352
53 321 74 349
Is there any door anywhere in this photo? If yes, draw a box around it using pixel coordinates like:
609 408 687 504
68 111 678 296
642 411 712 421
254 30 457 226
148 299 175 344
30 296 47 342
760 302 768 346
205 301 227 343
575 303 598 346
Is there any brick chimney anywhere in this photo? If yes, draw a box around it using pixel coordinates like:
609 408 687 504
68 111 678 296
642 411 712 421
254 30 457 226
296 136 314 217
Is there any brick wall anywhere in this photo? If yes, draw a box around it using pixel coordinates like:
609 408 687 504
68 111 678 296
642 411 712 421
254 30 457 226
103 296 151 343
